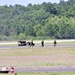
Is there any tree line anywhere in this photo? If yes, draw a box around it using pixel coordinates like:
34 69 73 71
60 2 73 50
0 0 75 40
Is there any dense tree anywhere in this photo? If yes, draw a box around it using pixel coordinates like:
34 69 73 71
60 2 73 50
0 0 75 40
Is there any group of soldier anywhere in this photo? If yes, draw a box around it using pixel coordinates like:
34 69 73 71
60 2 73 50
28 39 57 47
18 39 57 47
41 40 57 47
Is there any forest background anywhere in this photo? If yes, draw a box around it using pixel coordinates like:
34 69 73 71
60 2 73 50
0 0 75 41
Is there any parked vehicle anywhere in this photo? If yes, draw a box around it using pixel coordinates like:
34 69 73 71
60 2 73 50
18 40 26 46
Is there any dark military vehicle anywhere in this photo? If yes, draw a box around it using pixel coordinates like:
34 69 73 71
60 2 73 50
18 40 35 47
18 40 26 46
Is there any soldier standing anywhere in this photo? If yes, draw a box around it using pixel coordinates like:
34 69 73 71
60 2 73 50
54 40 57 46
41 40 44 47
30 39 33 47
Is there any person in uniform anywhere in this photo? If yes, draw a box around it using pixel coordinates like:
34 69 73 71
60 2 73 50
54 40 57 46
30 39 33 47
41 40 44 47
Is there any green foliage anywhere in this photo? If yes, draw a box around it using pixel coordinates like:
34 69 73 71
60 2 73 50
0 0 75 40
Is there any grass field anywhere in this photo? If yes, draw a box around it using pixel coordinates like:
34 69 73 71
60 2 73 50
0 72 75 75
0 40 75 75
0 47 75 67
17 72 75 75
0 42 75 74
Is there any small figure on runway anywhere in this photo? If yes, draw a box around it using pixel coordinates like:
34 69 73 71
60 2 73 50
54 40 57 47
41 40 44 47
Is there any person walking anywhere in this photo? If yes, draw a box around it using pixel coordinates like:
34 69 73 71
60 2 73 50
54 40 57 47
41 40 44 47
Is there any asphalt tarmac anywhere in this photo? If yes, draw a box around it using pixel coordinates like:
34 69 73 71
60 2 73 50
0 43 75 49
15 66 75 72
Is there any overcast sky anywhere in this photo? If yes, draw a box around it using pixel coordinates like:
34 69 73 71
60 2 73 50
0 0 68 6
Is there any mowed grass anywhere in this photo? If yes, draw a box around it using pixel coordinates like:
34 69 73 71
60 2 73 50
0 72 75 75
0 47 75 66
0 47 75 56
18 72 75 75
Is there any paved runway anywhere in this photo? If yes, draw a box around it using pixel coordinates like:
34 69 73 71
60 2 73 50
0 43 75 49
15 66 75 72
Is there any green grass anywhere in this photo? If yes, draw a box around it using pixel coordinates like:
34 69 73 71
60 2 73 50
13 72 75 75
0 47 75 56
0 72 75 75
0 47 75 74
18 72 75 75
0 47 75 67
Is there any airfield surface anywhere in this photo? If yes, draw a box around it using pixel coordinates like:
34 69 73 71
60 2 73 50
0 40 75 72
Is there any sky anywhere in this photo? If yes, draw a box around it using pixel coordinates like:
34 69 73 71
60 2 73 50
0 0 68 6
